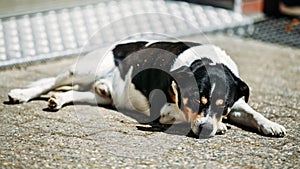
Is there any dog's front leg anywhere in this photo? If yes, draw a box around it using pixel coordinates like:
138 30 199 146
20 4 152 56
48 91 112 110
228 99 286 137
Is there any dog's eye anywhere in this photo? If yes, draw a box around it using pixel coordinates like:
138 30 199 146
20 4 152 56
193 96 208 104
193 96 208 105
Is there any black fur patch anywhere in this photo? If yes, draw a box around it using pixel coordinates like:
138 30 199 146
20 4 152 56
113 41 200 120
113 41 200 79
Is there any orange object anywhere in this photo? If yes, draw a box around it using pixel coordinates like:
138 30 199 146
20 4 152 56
285 23 293 32
292 18 299 26
242 0 264 14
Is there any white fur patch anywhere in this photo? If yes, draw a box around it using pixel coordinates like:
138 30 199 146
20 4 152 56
171 44 239 77
116 39 157 47
95 50 116 79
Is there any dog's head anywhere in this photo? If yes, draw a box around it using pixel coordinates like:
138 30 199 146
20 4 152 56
160 58 249 137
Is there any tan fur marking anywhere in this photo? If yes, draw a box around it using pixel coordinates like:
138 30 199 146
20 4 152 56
171 81 179 105
215 99 224 106
168 89 176 104
184 105 204 123
201 96 208 105
190 112 204 128
226 107 231 116
168 81 179 104
222 108 231 120
183 98 189 105
183 106 194 122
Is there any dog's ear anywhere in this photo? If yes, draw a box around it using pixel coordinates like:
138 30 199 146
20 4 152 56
171 66 194 87
237 79 249 103
223 65 250 103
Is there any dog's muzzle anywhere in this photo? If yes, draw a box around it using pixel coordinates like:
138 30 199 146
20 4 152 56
192 115 218 138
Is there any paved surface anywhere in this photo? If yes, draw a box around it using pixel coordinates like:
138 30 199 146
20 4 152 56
0 35 299 168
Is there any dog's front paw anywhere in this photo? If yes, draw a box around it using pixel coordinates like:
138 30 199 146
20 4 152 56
216 122 227 135
258 120 286 137
192 116 218 138
48 95 63 110
8 89 31 103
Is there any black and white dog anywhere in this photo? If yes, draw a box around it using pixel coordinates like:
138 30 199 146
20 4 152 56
8 41 286 138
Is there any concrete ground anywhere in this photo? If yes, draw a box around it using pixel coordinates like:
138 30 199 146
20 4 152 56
0 35 299 168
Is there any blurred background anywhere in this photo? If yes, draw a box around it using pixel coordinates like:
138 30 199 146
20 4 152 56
0 0 299 68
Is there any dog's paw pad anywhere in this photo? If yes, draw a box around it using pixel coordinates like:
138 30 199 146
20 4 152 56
259 121 286 137
95 82 111 98
8 95 20 104
99 88 108 96
8 89 30 103
48 96 61 110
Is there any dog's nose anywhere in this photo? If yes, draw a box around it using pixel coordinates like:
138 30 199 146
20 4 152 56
192 116 218 138
199 121 217 138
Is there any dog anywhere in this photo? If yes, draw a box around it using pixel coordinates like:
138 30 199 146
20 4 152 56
8 40 286 138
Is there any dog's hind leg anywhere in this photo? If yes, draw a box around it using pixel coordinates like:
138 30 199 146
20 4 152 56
8 71 74 103
228 99 286 137
48 90 112 110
